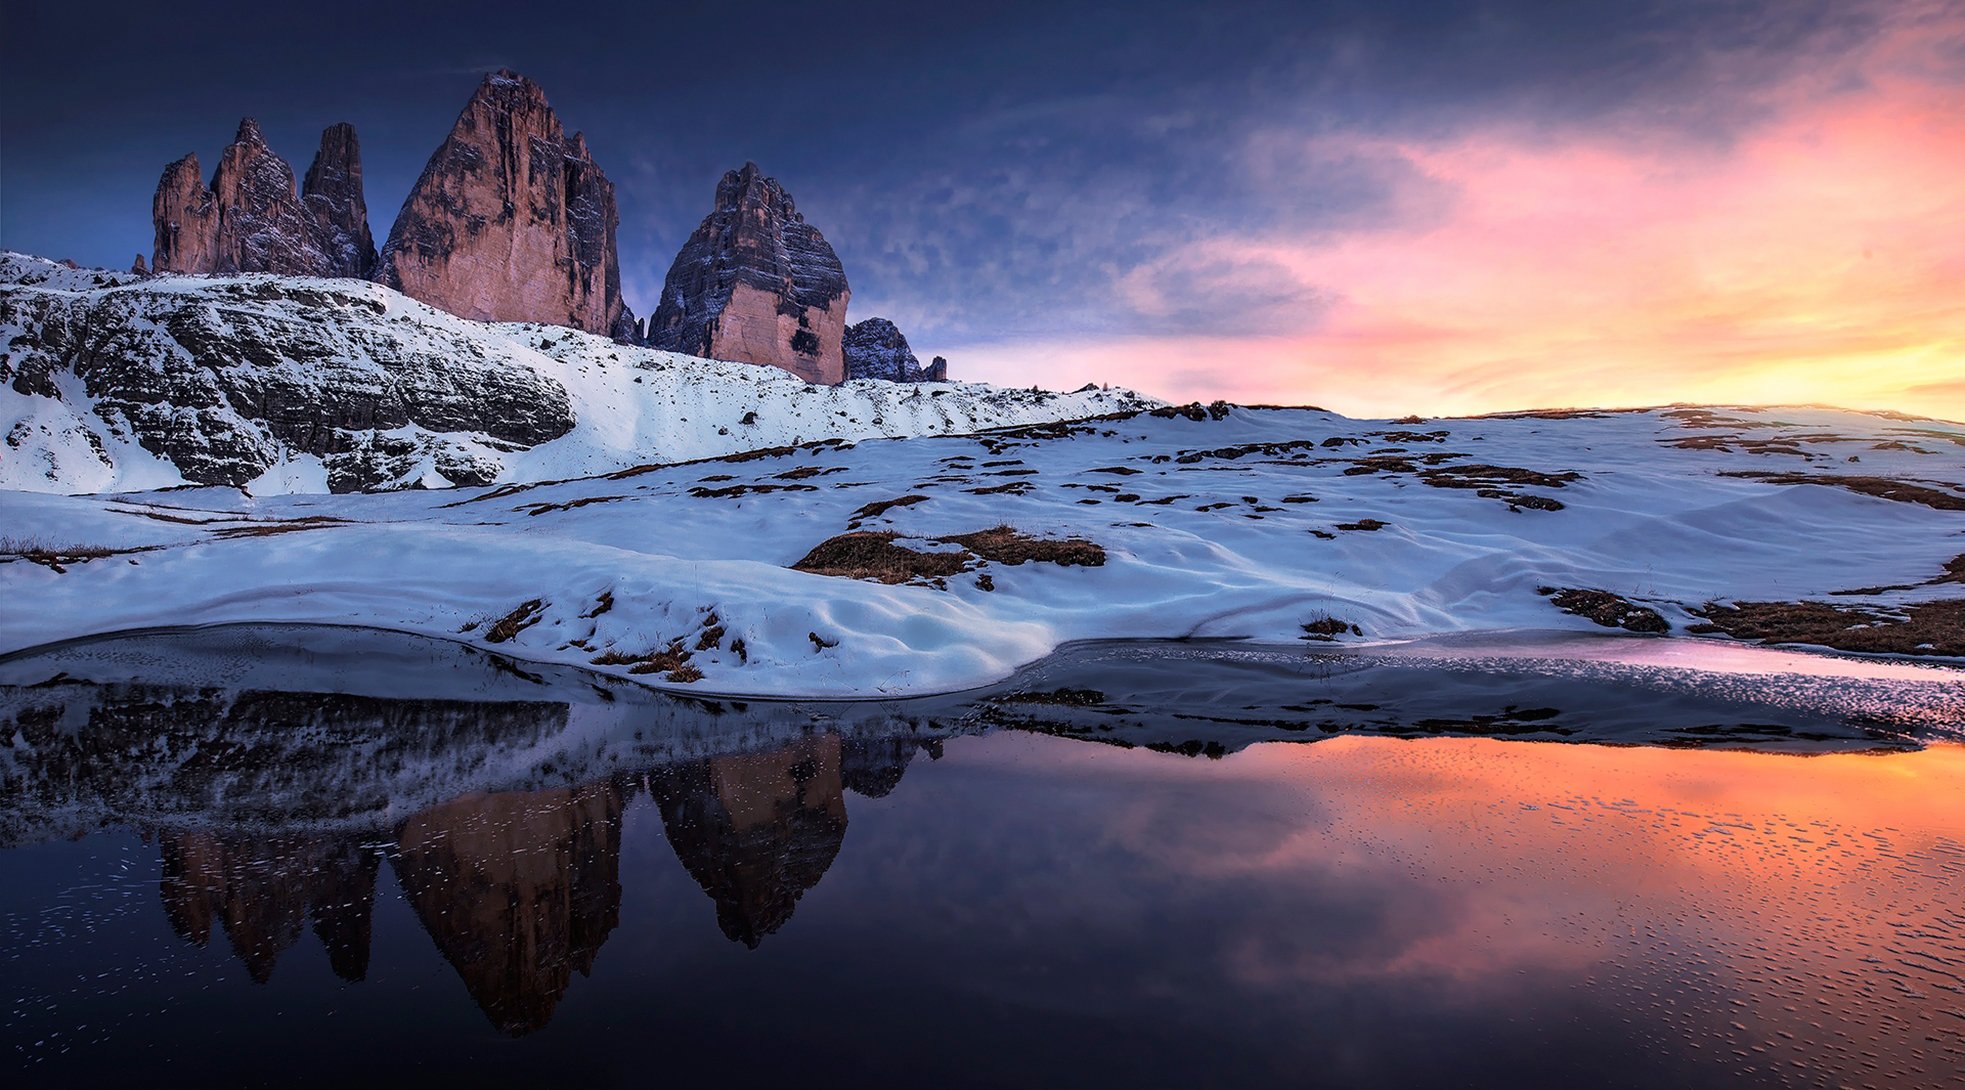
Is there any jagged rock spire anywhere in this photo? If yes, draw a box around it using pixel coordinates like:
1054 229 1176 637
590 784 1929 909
648 162 851 384
378 70 633 339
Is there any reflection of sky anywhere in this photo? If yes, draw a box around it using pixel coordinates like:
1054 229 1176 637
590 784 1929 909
5 1 1959 417
3 733 1959 1087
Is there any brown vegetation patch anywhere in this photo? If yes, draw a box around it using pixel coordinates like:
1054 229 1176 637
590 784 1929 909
776 465 846 480
791 531 972 584
519 495 622 516
1690 599 1965 657
1718 472 1965 511
211 515 350 539
689 482 819 499
1538 587 1669 634
966 480 1033 496
1090 465 1142 475
1335 519 1386 532
1300 616 1363 641
947 526 1106 567
849 494 930 522
485 599 546 643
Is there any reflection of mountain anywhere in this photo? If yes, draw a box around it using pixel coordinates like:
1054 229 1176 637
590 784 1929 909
392 779 633 1035
0 681 573 841
159 831 379 983
652 735 849 947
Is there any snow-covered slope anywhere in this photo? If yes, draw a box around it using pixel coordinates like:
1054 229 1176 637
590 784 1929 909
2 404 1960 698
0 253 1155 493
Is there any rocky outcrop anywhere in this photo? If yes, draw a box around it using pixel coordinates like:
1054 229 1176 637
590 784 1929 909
0 255 574 491
842 317 947 382
379 71 632 339
301 122 377 279
152 154 220 273
151 119 374 279
649 163 850 384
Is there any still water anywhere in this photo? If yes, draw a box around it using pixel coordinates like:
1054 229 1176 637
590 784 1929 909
2 627 1961 1088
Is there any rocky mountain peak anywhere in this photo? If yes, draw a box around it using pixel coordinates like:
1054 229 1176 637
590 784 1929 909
302 122 376 280
150 119 372 279
648 163 850 383
378 70 633 340
842 317 947 383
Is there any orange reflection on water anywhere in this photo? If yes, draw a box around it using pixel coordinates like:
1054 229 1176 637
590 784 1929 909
1189 738 1965 1087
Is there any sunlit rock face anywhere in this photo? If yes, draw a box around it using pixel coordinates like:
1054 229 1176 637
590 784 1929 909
379 70 633 339
842 317 948 383
151 119 374 279
648 163 850 384
651 735 850 947
391 780 633 1035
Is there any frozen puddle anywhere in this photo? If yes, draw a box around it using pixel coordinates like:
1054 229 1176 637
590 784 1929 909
1 625 1960 1087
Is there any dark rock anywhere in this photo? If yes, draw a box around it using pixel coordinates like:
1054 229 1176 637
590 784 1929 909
301 122 377 279
648 163 850 383
0 254 573 491
842 316 933 382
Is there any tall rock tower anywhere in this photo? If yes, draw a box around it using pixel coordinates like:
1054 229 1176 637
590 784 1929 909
151 119 371 279
378 70 633 339
648 163 850 384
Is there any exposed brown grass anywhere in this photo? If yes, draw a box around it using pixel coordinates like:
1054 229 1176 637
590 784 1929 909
485 599 545 643
1300 615 1363 641
791 531 972 583
945 526 1106 567
1719 472 1965 511
1538 587 1669 634
1690 599 1965 657
1420 464 1581 490
1335 519 1386 532
792 525 1106 583
848 494 930 522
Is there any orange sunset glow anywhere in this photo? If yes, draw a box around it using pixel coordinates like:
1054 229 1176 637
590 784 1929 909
960 4 1965 419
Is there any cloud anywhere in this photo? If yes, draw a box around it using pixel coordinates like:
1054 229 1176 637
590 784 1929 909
949 2 1965 419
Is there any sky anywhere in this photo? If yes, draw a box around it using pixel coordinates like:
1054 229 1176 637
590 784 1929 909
2 0 1960 418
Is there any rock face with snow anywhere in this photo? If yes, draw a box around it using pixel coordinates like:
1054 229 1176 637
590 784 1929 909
378 71 632 340
649 163 850 384
0 254 1155 494
301 122 377 279
151 119 373 279
0 255 572 491
842 317 946 382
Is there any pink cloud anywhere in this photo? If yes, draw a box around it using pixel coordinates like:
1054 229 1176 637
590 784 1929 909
959 6 1965 419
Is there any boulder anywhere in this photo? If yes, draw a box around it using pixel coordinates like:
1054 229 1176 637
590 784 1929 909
648 163 849 383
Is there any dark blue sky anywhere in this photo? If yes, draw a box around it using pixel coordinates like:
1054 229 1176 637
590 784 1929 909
6 1 1947 416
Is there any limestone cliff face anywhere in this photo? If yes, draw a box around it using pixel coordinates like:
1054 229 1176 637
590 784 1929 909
150 119 373 279
301 122 377 279
152 154 220 273
378 71 632 339
649 163 850 384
